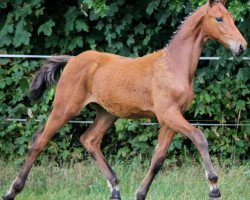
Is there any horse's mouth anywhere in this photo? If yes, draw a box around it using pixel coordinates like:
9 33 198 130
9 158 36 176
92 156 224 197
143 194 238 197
229 41 246 57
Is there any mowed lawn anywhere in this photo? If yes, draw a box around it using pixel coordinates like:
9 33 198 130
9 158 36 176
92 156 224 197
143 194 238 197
0 159 250 200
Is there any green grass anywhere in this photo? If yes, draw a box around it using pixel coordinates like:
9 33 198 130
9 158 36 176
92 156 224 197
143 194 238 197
1 159 250 200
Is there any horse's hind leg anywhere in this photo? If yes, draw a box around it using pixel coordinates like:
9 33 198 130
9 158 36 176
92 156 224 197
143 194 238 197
2 106 75 200
80 106 119 200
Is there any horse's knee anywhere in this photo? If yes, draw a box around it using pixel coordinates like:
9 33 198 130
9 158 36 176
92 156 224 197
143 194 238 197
198 139 208 151
190 129 208 150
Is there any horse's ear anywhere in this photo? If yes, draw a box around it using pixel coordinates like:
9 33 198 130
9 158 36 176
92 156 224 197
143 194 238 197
208 0 216 6
220 0 228 6
208 0 227 6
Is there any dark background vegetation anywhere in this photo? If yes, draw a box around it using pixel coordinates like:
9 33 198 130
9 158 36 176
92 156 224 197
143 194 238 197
0 0 249 164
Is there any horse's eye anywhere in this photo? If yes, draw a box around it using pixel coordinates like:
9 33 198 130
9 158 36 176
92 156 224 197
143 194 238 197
216 17 223 22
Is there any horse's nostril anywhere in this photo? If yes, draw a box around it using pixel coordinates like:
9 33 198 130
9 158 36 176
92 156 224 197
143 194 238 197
239 44 244 53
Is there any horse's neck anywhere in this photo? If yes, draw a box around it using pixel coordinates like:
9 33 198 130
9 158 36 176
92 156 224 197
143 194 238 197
163 6 207 83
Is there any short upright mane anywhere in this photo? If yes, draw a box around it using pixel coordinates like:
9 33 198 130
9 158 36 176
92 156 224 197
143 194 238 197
165 6 202 48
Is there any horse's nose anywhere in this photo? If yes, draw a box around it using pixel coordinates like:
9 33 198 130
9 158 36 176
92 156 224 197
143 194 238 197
239 44 244 54
236 44 246 57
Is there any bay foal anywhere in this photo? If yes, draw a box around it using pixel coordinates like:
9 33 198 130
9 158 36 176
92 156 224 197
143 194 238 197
3 0 247 199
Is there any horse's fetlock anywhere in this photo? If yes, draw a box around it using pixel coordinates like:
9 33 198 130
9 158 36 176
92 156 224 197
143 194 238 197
13 184 23 193
208 173 218 183
12 179 24 193
110 176 119 186
194 135 208 149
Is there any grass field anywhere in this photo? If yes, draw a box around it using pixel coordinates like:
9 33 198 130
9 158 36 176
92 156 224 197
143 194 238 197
1 159 250 200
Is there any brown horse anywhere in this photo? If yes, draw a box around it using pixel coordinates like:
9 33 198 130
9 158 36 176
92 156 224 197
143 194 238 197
3 0 247 200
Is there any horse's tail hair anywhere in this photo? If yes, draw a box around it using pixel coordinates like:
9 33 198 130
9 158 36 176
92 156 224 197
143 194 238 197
29 55 74 101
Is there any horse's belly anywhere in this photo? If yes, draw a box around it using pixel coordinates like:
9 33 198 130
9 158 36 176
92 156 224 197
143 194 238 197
94 87 155 118
99 100 155 118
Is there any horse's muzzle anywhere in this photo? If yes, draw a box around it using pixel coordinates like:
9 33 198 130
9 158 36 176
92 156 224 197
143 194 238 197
232 44 247 57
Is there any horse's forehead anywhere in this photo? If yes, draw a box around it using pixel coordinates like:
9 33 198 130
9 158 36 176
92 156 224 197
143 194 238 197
208 4 230 17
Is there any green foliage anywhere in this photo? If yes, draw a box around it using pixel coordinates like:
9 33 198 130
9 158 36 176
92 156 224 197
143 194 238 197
0 0 249 163
38 20 55 36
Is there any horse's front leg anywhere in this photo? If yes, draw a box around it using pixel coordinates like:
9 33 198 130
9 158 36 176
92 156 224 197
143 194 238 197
136 127 176 200
160 109 220 199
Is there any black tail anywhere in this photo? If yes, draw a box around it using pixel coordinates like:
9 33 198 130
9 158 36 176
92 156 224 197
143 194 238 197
29 55 73 101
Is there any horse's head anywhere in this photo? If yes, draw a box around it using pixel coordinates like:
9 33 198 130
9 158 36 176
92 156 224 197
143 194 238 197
203 0 247 56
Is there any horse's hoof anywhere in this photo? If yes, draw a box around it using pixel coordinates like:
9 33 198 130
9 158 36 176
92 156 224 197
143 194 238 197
110 190 121 200
110 198 121 200
2 195 14 200
136 193 146 200
209 188 221 198
2 195 13 200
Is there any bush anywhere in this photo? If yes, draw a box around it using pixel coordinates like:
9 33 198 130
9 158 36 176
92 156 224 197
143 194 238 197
0 0 249 162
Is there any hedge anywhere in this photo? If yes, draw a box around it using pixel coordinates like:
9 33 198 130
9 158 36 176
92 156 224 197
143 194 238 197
0 0 249 163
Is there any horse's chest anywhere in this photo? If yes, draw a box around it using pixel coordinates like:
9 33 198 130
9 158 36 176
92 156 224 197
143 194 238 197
155 79 194 112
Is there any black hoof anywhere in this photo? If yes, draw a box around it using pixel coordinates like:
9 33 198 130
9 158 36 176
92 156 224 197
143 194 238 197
110 190 121 200
209 188 221 198
110 197 121 200
2 195 14 200
136 193 146 200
